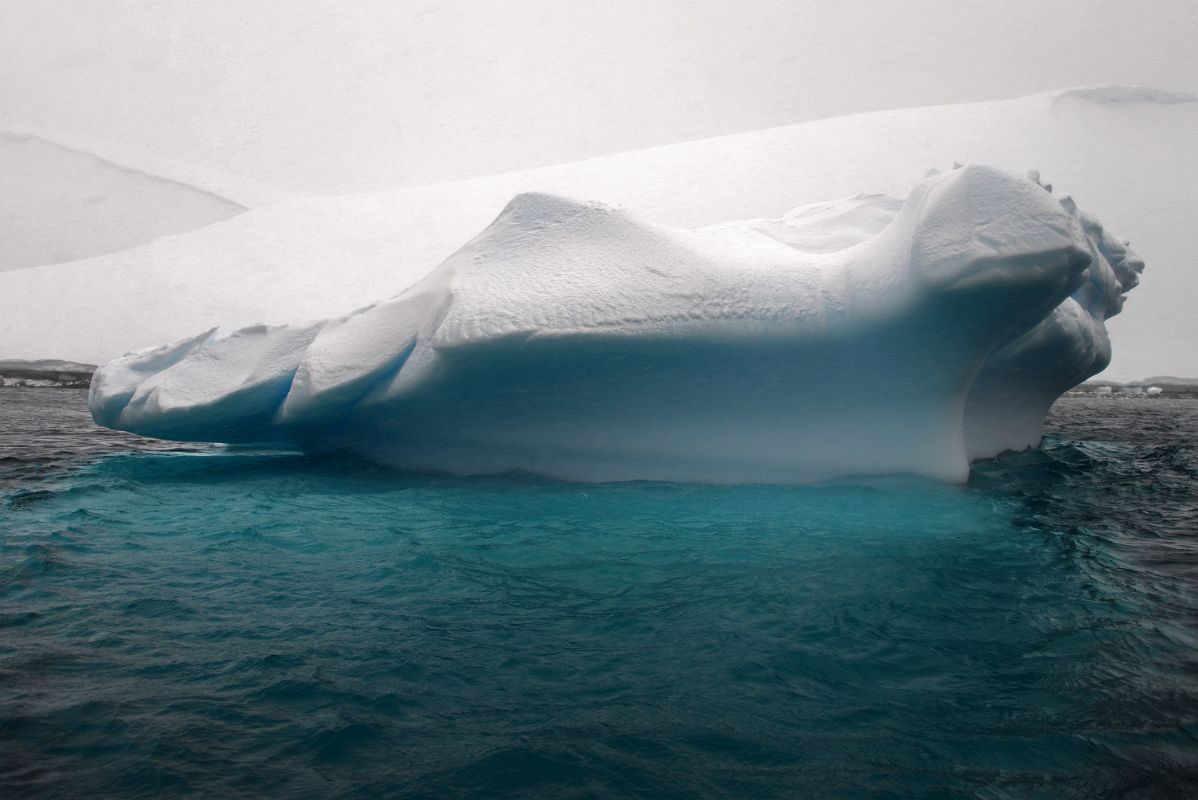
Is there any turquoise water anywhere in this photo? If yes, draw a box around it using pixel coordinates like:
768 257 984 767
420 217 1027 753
2 389 1196 798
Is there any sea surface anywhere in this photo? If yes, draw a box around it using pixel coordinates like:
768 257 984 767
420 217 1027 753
1 388 1196 799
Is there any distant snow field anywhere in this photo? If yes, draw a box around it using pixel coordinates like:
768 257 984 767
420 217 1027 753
0 129 286 272
0 86 1193 382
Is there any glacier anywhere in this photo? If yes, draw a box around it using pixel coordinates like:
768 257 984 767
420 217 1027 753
89 165 1142 483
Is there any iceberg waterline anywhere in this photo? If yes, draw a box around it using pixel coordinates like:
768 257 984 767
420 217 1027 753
89 166 1141 483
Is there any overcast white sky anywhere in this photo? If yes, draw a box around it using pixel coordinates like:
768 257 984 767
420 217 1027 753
2 0 1196 192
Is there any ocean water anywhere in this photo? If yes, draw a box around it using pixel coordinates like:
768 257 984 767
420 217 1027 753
1 388 1195 799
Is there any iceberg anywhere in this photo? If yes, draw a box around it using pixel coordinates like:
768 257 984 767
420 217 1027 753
89 165 1141 483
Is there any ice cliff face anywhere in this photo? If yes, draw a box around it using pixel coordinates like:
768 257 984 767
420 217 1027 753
89 166 1140 483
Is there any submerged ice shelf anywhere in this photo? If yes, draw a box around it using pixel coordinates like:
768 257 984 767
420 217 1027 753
90 166 1142 483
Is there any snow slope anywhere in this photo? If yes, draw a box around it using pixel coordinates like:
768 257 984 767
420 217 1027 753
0 128 283 271
3 0 1195 192
89 167 1138 483
1 86 1193 379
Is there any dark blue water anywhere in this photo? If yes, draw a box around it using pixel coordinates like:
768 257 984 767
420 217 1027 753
2 388 1196 798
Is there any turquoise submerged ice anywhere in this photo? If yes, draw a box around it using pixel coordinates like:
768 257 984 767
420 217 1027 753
89 166 1143 482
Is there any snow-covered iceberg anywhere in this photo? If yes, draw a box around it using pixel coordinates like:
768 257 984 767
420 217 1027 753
89 165 1141 483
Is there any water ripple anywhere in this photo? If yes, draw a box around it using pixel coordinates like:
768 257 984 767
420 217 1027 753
1 390 1196 797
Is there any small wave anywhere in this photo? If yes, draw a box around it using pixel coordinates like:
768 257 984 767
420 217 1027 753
5 488 60 511
122 597 197 620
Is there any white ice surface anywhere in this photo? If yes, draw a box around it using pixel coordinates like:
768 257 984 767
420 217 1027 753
4 1 1195 193
89 166 1139 483
0 86 1191 379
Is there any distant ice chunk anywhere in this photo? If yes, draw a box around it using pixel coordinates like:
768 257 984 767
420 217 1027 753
90 166 1140 483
